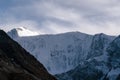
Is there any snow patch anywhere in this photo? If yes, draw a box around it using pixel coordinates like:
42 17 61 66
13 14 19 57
14 27 39 37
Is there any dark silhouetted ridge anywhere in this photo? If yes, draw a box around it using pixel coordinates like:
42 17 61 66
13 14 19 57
0 30 57 80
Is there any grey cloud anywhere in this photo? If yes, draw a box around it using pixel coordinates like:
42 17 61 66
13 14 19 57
0 0 120 35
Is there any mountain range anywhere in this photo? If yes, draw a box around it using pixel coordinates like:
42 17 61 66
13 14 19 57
7 27 120 80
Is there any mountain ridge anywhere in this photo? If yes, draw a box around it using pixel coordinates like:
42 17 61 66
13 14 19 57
0 30 57 80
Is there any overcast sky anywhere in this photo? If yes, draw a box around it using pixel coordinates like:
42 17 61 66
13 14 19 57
0 0 120 35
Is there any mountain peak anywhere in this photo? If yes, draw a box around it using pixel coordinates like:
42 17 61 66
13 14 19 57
15 27 28 31
8 27 40 38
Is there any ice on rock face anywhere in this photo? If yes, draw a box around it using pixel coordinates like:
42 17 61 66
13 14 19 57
55 34 118 80
55 35 120 80
87 33 115 61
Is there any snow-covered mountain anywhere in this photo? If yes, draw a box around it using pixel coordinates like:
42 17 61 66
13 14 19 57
8 29 94 74
7 27 39 38
8 27 120 80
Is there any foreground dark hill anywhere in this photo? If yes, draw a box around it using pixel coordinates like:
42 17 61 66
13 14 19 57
0 30 57 80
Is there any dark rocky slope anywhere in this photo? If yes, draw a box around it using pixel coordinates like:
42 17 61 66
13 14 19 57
0 30 57 80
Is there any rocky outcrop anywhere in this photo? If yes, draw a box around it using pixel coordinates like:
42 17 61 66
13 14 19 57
87 33 114 59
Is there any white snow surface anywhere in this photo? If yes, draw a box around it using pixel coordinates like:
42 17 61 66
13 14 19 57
15 27 39 37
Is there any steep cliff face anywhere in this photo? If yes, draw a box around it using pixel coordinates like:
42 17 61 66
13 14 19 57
0 30 56 80
87 33 113 59
106 36 120 80
56 35 120 80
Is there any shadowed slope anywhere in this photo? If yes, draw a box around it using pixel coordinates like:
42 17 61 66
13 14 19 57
0 30 56 80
